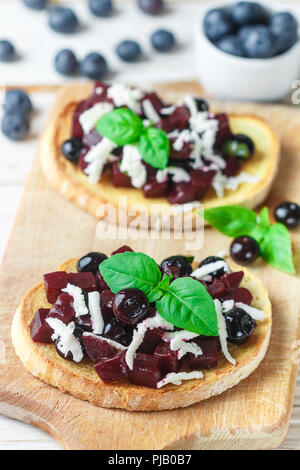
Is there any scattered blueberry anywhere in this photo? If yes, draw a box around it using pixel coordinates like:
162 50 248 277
61 138 83 163
0 40 15 62
274 201 300 229
195 98 209 112
4 89 32 115
48 6 79 34
230 236 260 265
116 40 141 62
241 25 275 58
54 49 78 75
231 2 268 25
88 0 113 17
137 0 164 15
203 8 235 43
77 252 108 274
225 307 255 344
1 113 30 141
22 0 48 9
80 52 108 79
217 35 244 57
160 255 192 279
151 29 175 52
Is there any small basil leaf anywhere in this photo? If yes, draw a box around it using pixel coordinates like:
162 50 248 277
95 108 143 146
99 252 161 294
138 127 169 170
156 277 218 336
260 223 295 274
257 207 270 229
203 206 262 240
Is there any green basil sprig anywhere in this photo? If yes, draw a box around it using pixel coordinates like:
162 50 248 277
99 252 218 336
202 205 295 275
95 108 169 170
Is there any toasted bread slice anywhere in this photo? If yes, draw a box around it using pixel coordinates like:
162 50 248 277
39 84 280 225
11 258 272 411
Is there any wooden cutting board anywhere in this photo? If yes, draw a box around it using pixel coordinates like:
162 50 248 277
0 81 300 450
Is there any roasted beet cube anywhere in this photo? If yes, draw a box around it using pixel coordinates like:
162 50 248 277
111 245 134 256
169 141 191 160
95 272 108 292
220 271 244 289
214 113 232 147
104 318 133 347
94 351 128 383
112 162 132 188
154 341 181 374
67 272 97 292
128 353 164 388
82 334 119 363
190 169 215 199
30 308 53 343
44 271 68 304
207 278 226 298
143 178 169 198
82 129 102 147
168 105 190 130
221 287 253 305
74 314 93 332
78 148 89 172
48 293 75 324
187 338 219 370
223 156 241 177
142 92 165 114
138 328 165 354
167 182 197 205
155 118 174 134
100 288 115 322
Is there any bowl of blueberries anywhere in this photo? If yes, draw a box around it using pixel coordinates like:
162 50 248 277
195 1 300 101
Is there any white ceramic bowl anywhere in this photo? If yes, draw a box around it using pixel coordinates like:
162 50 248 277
194 2 300 101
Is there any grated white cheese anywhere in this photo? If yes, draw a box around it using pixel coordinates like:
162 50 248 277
172 129 192 152
164 330 202 360
184 94 198 117
82 332 126 351
214 299 236 365
62 283 88 317
46 318 84 363
235 302 265 322
120 145 147 188
212 171 260 198
142 99 160 123
160 105 176 115
84 137 117 184
88 291 104 335
222 299 234 314
79 102 113 134
107 84 143 114
191 260 229 280
157 370 204 388
156 166 191 184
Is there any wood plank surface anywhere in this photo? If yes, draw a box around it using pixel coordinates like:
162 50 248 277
0 81 300 449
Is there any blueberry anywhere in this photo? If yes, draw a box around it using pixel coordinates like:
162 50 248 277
1 113 29 141
151 29 175 52
230 236 260 265
238 25 254 42
203 8 235 43
61 138 83 163
270 12 298 54
0 40 15 62
274 28 298 54
116 40 141 62
160 255 192 279
137 0 164 16
221 134 255 159
80 52 108 79
77 252 108 274
225 308 255 344
195 98 209 112
274 201 300 229
198 256 228 278
217 35 244 57
242 25 275 58
230 2 268 25
48 7 79 34
22 0 48 9
88 0 113 17
54 49 78 75
4 89 32 115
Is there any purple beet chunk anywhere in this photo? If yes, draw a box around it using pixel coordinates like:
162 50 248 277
44 271 68 304
82 128 102 147
223 156 241 177
95 272 108 292
94 351 128 382
78 148 89 172
207 278 226 299
187 338 219 369
143 177 169 198
100 288 115 322
154 341 181 374
190 169 215 199
169 141 191 160
167 182 197 205
111 245 134 256
214 113 232 147
74 314 93 332
221 287 253 304
138 328 165 354
220 271 244 289
128 353 164 388
112 162 132 187
67 272 97 292
168 105 191 130
82 334 119 363
30 308 53 343
141 92 165 114
48 293 76 324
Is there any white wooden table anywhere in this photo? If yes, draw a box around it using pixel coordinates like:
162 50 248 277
0 0 299 450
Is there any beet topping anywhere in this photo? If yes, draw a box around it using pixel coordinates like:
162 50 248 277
65 83 254 205
30 249 257 388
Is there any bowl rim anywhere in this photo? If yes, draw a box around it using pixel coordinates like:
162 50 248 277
195 0 300 67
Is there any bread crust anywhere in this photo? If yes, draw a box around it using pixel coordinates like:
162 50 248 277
38 84 280 225
11 258 272 411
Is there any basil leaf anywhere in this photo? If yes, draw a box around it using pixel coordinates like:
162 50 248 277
257 207 270 229
203 205 265 243
148 275 172 302
95 108 143 146
156 277 218 336
99 252 161 294
260 223 295 274
138 127 169 170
